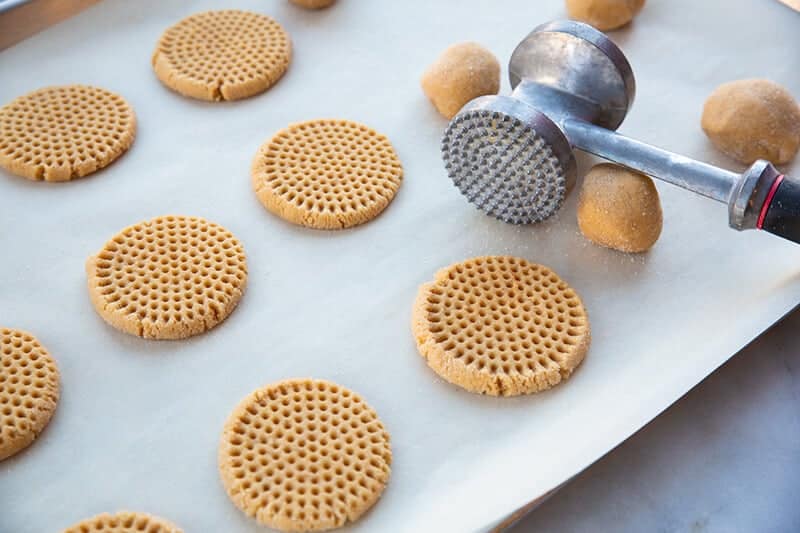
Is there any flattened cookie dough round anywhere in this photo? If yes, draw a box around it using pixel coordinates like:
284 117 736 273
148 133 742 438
412 256 590 396
0 85 136 181
86 215 247 340
219 378 392 532
290 0 336 8
152 10 291 101
252 119 403 229
0 328 60 461
63 511 183 533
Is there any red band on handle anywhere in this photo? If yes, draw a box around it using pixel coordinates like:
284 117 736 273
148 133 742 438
757 174 785 230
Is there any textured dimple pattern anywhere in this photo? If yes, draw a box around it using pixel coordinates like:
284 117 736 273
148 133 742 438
152 10 291 101
0 328 59 461
252 119 404 230
0 85 136 181
252 119 403 229
62 511 183 533
86 215 247 340
219 379 392 532
442 110 566 224
412 256 590 396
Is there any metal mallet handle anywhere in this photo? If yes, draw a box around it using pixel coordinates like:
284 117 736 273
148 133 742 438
563 118 800 244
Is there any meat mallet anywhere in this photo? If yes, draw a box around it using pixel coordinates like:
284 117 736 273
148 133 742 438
441 20 800 244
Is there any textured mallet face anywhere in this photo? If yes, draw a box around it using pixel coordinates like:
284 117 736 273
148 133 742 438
442 110 567 224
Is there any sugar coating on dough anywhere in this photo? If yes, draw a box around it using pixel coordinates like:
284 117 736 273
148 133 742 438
152 10 291 101
577 163 662 253
290 0 335 9
701 79 800 165
0 85 136 181
219 378 392 532
252 119 403 230
0 328 59 461
62 511 183 533
566 0 645 31
412 256 590 396
86 215 247 340
421 42 500 119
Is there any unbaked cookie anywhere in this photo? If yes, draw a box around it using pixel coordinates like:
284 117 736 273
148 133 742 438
62 511 183 533
251 119 403 229
219 378 392 532
421 42 500 119
701 79 800 165
86 215 247 340
0 328 60 461
0 85 136 181
152 10 291 101
290 0 336 8
412 256 590 396
566 0 646 31
577 163 662 253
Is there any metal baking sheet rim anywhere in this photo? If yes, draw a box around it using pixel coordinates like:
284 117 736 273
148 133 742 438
0 1 799 532
0 0 101 50
489 302 800 531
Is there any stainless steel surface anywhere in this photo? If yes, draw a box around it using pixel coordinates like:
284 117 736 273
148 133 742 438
509 20 635 131
0 0 100 50
728 160 783 231
0 0 35 14
511 305 800 533
442 19 796 241
442 20 630 225
441 95 575 224
563 118 738 203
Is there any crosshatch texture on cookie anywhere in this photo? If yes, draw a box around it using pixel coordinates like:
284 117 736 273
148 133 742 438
219 378 392 532
86 215 247 340
412 256 590 396
251 119 403 229
0 328 60 461
62 511 184 533
0 85 136 181
152 9 291 101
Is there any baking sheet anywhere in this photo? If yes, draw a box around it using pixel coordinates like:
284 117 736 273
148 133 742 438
1 0 798 531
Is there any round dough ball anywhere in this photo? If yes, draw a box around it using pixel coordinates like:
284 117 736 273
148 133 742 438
421 42 500 119
701 79 800 165
290 0 335 8
566 0 645 31
577 163 662 253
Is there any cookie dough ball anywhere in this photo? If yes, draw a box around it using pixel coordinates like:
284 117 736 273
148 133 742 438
566 0 645 31
289 0 335 8
701 79 800 165
577 163 662 253
421 42 500 119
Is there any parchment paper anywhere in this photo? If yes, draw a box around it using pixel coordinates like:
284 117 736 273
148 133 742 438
1 0 798 531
